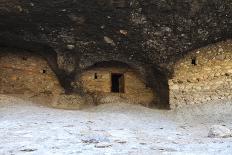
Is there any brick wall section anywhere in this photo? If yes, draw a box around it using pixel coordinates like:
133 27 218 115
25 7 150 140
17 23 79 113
80 69 111 93
169 40 232 108
80 67 155 107
0 49 63 95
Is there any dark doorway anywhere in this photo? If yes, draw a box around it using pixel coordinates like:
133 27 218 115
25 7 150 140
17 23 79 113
111 73 124 93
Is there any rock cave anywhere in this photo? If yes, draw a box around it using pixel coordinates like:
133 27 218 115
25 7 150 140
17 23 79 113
0 1 232 154
0 0 231 109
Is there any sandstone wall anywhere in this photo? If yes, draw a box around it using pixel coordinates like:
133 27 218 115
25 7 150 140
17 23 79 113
0 49 63 95
80 67 155 107
80 69 111 93
169 41 232 108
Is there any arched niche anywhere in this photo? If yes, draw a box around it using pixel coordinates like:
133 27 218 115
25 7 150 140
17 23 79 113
0 48 64 96
79 61 157 107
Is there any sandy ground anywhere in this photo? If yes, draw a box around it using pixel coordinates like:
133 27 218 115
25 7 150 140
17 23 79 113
0 94 232 155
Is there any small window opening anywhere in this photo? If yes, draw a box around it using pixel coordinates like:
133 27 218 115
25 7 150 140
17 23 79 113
22 57 27 61
191 57 197 66
42 70 46 74
111 73 124 93
94 73 98 79
145 84 149 88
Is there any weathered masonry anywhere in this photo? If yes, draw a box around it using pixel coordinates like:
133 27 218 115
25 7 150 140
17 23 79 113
0 0 231 109
169 40 232 108
80 63 155 107
0 48 63 95
0 41 231 109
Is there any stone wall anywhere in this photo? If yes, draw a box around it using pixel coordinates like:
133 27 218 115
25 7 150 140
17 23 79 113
0 48 63 95
80 67 155 107
0 0 231 106
169 40 232 108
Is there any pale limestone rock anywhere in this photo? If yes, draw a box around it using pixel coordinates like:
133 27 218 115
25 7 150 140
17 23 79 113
67 44 75 50
171 85 179 90
104 36 116 46
52 94 92 109
208 125 231 138
119 29 128 36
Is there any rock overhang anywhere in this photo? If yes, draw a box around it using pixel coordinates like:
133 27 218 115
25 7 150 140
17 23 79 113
0 0 231 109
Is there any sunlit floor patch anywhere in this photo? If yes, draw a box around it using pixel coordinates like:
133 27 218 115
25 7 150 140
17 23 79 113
0 95 232 155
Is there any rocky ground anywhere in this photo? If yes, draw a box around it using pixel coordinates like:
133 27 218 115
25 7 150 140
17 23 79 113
0 94 232 155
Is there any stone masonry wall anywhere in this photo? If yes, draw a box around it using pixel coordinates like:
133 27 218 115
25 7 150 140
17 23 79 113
80 67 155 107
0 49 63 95
169 40 232 109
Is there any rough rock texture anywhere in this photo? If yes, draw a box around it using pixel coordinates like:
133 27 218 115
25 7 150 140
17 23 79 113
169 41 232 108
208 125 232 138
0 0 231 108
52 94 93 110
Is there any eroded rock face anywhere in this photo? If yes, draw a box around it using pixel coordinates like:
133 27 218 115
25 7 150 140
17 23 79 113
0 0 231 108
52 94 94 110
208 125 231 138
0 0 231 67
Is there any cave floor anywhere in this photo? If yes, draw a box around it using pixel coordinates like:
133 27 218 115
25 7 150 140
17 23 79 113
0 94 232 155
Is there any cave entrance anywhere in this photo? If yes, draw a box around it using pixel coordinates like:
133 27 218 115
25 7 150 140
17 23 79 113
111 73 124 93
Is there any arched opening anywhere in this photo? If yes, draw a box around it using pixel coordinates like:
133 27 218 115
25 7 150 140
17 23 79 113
79 61 157 107
0 48 63 98
145 66 170 109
